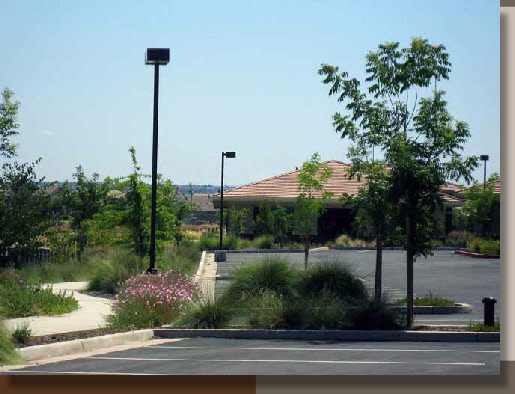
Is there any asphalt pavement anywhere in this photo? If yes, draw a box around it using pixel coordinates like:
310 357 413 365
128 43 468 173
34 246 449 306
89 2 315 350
3 337 500 375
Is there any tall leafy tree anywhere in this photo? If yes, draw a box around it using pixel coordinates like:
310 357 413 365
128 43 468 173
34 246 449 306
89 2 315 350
0 160 53 268
319 38 478 326
295 153 333 268
0 88 20 159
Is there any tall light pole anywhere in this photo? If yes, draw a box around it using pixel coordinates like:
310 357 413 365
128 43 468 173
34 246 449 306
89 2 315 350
480 155 489 191
219 151 236 249
145 48 170 274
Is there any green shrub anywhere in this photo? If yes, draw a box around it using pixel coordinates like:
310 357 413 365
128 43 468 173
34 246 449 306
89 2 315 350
175 297 233 329
301 292 349 330
198 234 241 251
468 319 500 332
253 235 275 250
158 241 201 275
467 239 500 255
246 290 290 329
298 262 368 304
347 299 405 330
0 273 78 318
222 259 296 303
87 248 145 294
11 322 32 345
445 231 474 247
395 293 455 307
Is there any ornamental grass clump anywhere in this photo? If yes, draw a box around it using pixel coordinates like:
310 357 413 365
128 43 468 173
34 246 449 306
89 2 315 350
108 271 199 329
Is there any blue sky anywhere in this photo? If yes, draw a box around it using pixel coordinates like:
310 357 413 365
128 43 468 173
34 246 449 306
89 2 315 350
1 0 499 186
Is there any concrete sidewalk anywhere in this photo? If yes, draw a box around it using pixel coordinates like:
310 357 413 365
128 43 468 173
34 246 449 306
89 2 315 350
4 282 112 336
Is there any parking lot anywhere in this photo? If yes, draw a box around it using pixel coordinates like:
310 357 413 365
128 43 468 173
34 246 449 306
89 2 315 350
217 249 501 325
3 337 500 375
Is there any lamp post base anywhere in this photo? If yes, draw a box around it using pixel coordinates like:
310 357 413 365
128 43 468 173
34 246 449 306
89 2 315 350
146 267 159 275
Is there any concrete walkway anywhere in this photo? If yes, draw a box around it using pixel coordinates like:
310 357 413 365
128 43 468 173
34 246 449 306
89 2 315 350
4 282 112 336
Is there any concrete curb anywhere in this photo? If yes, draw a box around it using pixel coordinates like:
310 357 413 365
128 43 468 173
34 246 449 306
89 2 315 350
391 303 473 315
330 246 465 251
16 330 154 362
454 250 500 259
193 251 207 283
154 328 499 343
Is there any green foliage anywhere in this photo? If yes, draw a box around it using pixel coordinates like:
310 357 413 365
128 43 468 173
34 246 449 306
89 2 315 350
0 270 78 318
467 239 500 255
0 315 19 365
252 235 274 250
347 299 405 330
295 153 334 268
298 262 368 304
455 174 500 238
11 322 32 345
319 38 478 260
222 259 297 304
174 298 233 329
0 87 20 159
0 159 54 269
228 208 250 237
87 247 146 294
445 230 474 248
198 233 239 250
467 320 500 332
395 294 455 307
59 166 105 263
157 241 201 275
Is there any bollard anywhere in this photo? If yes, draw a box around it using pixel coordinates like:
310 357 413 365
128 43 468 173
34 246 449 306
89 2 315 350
482 297 497 326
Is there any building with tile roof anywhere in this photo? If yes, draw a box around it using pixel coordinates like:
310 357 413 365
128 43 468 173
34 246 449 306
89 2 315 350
212 160 464 241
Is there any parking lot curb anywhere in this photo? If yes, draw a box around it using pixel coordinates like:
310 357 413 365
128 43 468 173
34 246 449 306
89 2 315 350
454 250 500 259
16 329 154 362
391 302 473 315
154 328 500 342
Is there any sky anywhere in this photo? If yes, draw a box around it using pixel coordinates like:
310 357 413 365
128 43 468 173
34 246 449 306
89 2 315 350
1 0 500 187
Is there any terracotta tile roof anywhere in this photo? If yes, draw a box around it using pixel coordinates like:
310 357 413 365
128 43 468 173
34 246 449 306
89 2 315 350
218 160 462 203
494 180 500 194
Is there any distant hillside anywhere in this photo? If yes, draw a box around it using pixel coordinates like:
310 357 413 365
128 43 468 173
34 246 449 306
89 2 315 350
177 184 237 195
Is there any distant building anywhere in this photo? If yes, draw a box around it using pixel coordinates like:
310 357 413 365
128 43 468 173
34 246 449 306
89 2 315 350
212 160 464 241
184 193 218 225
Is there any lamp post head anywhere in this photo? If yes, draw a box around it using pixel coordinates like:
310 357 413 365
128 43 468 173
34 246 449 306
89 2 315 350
480 155 489 161
224 152 236 158
146 48 170 65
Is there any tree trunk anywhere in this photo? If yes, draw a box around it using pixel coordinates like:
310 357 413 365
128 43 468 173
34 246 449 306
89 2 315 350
374 236 383 302
304 233 310 270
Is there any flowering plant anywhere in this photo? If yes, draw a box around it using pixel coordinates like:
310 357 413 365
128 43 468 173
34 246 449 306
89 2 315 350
108 270 198 329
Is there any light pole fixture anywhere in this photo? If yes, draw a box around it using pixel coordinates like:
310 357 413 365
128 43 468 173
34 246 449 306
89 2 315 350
220 151 236 249
480 155 489 191
145 48 170 275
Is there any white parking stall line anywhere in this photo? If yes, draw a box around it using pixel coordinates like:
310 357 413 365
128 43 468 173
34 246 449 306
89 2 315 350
145 346 455 353
144 346 499 354
7 371 160 375
87 356 486 366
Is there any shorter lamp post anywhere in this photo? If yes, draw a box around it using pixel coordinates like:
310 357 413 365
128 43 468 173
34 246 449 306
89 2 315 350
480 155 489 191
219 151 236 249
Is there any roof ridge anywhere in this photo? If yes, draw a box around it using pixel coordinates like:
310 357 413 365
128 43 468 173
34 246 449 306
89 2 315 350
219 160 352 195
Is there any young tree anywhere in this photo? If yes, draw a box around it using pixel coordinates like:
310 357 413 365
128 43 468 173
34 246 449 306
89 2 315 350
270 204 292 247
228 207 250 238
0 87 20 159
295 153 333 268
62 166 104 263
319 38 478 326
